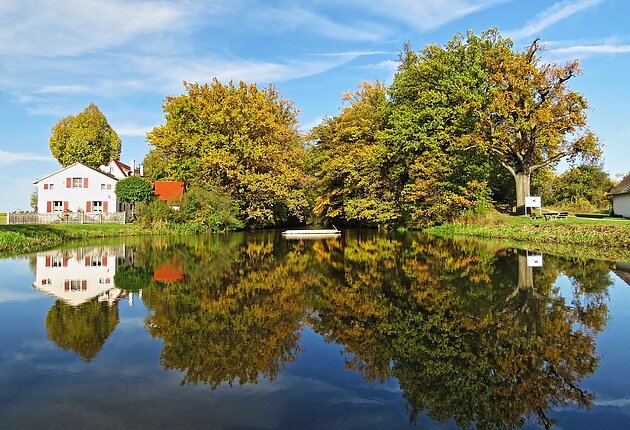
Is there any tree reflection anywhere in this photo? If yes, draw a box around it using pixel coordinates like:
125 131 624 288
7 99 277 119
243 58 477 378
45 299 119 362
309 233 611 429
140 233 314 388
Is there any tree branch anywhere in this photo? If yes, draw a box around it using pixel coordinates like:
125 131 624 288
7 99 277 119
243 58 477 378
530 151 569 172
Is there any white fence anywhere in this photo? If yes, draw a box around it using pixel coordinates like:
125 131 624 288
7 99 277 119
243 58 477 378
7 212 127 225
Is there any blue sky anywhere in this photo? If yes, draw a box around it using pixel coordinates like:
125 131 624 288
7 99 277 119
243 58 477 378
0 0 628 211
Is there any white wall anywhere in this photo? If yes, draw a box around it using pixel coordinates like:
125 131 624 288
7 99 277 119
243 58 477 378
613 193 630 218
36 164 118 213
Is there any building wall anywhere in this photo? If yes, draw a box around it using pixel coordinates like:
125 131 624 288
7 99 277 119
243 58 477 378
37 164 118 214
613 193 630 218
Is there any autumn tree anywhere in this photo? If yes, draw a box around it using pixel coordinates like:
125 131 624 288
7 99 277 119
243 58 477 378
147 80 310 227
308 81 401 226
551 164 614 210
461 31 600 213
49 103 122 169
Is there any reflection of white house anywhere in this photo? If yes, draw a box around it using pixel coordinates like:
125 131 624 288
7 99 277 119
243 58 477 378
34 163 118 214
33 247 125 306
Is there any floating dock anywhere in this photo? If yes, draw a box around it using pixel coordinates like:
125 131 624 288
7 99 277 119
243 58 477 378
282 228 341 239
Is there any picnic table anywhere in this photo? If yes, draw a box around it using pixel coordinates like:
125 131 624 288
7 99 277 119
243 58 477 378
542 212 569 220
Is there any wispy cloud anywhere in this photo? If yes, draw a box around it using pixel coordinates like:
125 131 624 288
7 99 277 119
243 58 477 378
0 150 53 165
112 122 153 137
549 44 630 57
507 0 603 40
35 85 89 94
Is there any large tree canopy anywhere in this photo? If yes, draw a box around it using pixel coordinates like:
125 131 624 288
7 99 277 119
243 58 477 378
49 103 121 169
147 80 310 227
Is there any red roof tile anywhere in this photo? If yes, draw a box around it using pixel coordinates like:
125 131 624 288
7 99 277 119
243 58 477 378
153 181 186 203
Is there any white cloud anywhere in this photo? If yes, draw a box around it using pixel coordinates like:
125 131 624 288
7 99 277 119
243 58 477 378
35 85 89 94
549 44 630 57
0 0 187 56
112 122 152 137
0 150 53 165
507 0 603 40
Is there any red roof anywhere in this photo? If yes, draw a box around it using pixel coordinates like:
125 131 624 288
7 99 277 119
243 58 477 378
153 181 186 203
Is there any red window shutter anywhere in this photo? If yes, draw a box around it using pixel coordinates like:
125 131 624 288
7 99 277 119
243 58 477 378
45 256 51 267
44 183 48 190
81 280 87 291
107 184 112 190
85 256 90 266
103 201 109 213
102 255 107 266
86 201 91 212
63 258 68 267
63 201 69 211
64 280 69 291
66 178 71 188
41 279 46 285
46 201 52 213
84 178 88 188
105 278 110 284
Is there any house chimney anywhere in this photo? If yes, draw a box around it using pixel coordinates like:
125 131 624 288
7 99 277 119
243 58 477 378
139 164 144 177
131 159 136 176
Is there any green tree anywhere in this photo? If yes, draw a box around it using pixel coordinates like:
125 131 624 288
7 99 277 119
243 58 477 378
552 164 614 210
115 176 154 205
49 103 122 168
30 189 38 211
142 149 169 182
147 80 310 227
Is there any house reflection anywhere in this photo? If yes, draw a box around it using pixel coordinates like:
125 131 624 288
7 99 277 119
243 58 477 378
33 246 131 306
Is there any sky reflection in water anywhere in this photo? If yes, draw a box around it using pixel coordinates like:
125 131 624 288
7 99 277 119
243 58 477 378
0 231 629 429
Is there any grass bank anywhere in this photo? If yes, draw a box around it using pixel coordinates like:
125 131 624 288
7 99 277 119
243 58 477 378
426 211 630 261
0 223 163 256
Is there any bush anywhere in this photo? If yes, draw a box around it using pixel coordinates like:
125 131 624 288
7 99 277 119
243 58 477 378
135 199 179 229
180 186 243 232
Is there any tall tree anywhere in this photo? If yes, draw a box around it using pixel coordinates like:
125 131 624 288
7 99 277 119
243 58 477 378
462 32 600 213
147 80 310 227
308 81 401 226
49 103 121 169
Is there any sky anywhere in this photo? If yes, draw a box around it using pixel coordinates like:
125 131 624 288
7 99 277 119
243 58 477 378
0 0 629 211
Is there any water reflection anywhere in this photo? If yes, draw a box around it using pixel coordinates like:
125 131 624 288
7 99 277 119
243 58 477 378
25 232 618 428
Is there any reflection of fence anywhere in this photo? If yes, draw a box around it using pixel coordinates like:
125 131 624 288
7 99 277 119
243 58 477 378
7 212 127 224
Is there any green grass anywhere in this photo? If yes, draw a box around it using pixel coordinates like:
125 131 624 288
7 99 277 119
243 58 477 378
0 223 166 255
426 211 630 261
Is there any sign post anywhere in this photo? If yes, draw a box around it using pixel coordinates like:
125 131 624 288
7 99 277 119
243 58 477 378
525 196 542 216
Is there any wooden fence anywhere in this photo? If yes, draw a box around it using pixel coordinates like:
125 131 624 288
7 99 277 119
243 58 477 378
6 212 127 225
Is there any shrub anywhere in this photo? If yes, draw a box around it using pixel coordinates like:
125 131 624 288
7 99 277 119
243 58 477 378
181 186 243 232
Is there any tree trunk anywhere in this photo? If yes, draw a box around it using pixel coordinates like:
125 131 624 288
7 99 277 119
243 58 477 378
517 252 533 291
515 172 531 215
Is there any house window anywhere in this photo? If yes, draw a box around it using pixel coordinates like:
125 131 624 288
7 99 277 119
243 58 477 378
51 257 63 267
93 201 103 213
53 201 63 213
72 178 83 188
100 184 112 190
90 257 103 267
44 183 54 190
70 279 82 291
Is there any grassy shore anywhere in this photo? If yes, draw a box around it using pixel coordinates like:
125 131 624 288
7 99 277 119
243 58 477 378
426 211 630 261
0 223 161 255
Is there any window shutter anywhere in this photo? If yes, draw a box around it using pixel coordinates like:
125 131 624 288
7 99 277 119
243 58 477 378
84 178 88 188
102 255 108 266
63 258 68 267
81 280 87 291
63 201 69 211
66 178 71 188
44 183 48 190
103 201 109 213
86 201 92 212
46 201 52 213
85 256 90 266
64 280 69 291
45 256 51 267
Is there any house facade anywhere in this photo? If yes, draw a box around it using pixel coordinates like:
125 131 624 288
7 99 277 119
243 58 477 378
610 174 630 218
34 163 118 214
100 159 142 180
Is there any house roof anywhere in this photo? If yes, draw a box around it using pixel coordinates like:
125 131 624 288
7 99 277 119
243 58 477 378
153 181 186 203
34 162 118 184
610 174 630 196
153 259 185 282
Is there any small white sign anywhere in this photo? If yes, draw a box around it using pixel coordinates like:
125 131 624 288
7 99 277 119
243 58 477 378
527 254 543 267
525 196 542 208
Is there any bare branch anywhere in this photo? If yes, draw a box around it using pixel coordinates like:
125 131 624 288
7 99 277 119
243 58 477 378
530 151 569 172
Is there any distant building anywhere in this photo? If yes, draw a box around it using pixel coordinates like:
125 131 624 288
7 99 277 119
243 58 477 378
34 162 118 214
610 174 630 218
153 181 186 208
99 159 143 180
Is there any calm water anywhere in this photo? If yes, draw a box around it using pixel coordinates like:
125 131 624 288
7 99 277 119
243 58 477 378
1 230 630 429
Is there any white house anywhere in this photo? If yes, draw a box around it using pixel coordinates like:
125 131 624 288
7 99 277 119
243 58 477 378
100 159 142 180
34 162 118 214
610 174 630 218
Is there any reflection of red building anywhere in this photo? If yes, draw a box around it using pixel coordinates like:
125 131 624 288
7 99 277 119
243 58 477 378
153 258 185 282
